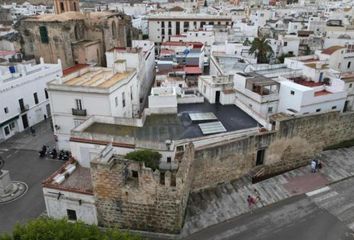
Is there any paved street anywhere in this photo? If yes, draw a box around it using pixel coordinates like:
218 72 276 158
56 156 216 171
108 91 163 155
184 177 354 240
182 147 354 237
0 121 64 233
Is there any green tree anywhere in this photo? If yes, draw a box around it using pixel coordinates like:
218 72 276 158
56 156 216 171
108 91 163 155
249 37 274 64
277 52 295 63
125 149 161 171
0 218 141 240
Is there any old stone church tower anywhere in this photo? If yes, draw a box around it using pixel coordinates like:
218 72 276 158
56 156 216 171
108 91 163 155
15 0 138 69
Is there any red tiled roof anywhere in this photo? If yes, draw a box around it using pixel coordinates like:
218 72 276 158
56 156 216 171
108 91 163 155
162 41 204 49
160 49 175 55
321 46 346 55
184 66 202 74
314 90 332 96
291 77 324 87
0 50 17 56
63 64 89 76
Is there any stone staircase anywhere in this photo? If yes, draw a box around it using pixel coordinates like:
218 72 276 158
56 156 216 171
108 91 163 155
182 147 354 237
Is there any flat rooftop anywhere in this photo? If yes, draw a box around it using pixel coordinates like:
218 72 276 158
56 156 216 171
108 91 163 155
83 101 259 142
63 68 133 89
214 55 249 73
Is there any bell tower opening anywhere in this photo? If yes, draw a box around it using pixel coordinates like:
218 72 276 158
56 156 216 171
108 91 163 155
54 0 80 14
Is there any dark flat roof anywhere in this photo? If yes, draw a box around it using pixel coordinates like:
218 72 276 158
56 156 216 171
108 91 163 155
83 102 259 143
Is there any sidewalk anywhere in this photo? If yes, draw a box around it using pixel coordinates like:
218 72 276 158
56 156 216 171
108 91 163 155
182 147 354 237
0 120 55 151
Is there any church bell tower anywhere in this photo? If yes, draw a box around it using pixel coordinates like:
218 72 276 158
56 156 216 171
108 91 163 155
54 0 80 14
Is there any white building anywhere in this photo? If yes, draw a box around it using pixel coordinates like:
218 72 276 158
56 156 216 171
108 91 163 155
0 59 62 141
106 40 156 110
198 75 235 105
278 76 347 115
43 161 97 225
233 72 279 127
48 63 139 150
147 13 232 43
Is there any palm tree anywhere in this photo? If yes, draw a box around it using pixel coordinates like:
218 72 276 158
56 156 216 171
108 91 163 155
249 37 274 64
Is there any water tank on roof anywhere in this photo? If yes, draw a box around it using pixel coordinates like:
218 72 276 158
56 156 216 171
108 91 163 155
9 66 15 74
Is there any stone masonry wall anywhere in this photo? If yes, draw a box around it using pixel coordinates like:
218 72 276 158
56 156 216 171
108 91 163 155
191 111 354 191
90 144 194 233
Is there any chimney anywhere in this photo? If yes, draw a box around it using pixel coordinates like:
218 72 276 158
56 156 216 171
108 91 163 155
113 59 127 74
316 62 322 69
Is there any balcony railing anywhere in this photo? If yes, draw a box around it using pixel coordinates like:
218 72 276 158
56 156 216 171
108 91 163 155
19 104 29 113
72 108 87 116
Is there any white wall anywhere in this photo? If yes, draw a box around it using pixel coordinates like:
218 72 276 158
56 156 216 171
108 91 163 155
0 62 62 141
43 187 97 225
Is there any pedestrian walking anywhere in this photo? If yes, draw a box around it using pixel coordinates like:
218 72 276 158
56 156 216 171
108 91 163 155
317 159 322 170
247 195 256 212
254 189 264 206
311 159 317 173
30 127 36 136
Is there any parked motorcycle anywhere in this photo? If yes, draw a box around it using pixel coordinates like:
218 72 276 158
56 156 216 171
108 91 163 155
38 145 47 158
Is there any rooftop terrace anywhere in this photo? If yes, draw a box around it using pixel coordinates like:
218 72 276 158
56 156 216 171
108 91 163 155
82 101 258 143
62 67 133 89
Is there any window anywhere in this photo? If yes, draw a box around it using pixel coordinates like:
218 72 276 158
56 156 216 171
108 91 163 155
33 92 39 104
332 106 337 110
122 92 126 107
130 86 133 100
256 149 265 166
60 2 64 11
45 89 48 99
161 28 165 35
176 21 180 35
161 21 165 28
160 172 165 185
183 22 189 32
284 42 288 46
168 21 171 28
4 126 10 136
168 29 172 35
268 107 273 113
39 26 49 44
9 122 15 129
348 62 352 69
75 99 82 110
290 90 295 95
316 108 321 112
4 107 8 114
132 170 138 178
167 157 171 163
67 209 77 221
115 96 118 107
350 83 353 88
112 21 117 39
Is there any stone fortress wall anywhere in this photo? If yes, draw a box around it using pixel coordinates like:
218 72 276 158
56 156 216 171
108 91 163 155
90 144 194 233
191 111 354 191
90 111 354 233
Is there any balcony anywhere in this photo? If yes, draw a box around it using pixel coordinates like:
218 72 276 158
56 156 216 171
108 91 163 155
72 108 87 116
19 104 29 113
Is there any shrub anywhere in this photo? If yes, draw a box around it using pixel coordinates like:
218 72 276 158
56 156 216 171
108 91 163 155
0 218 141 240
125 150 161 171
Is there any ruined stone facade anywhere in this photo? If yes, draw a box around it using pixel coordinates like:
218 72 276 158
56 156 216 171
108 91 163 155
90 144 194 233
15 11 138 69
